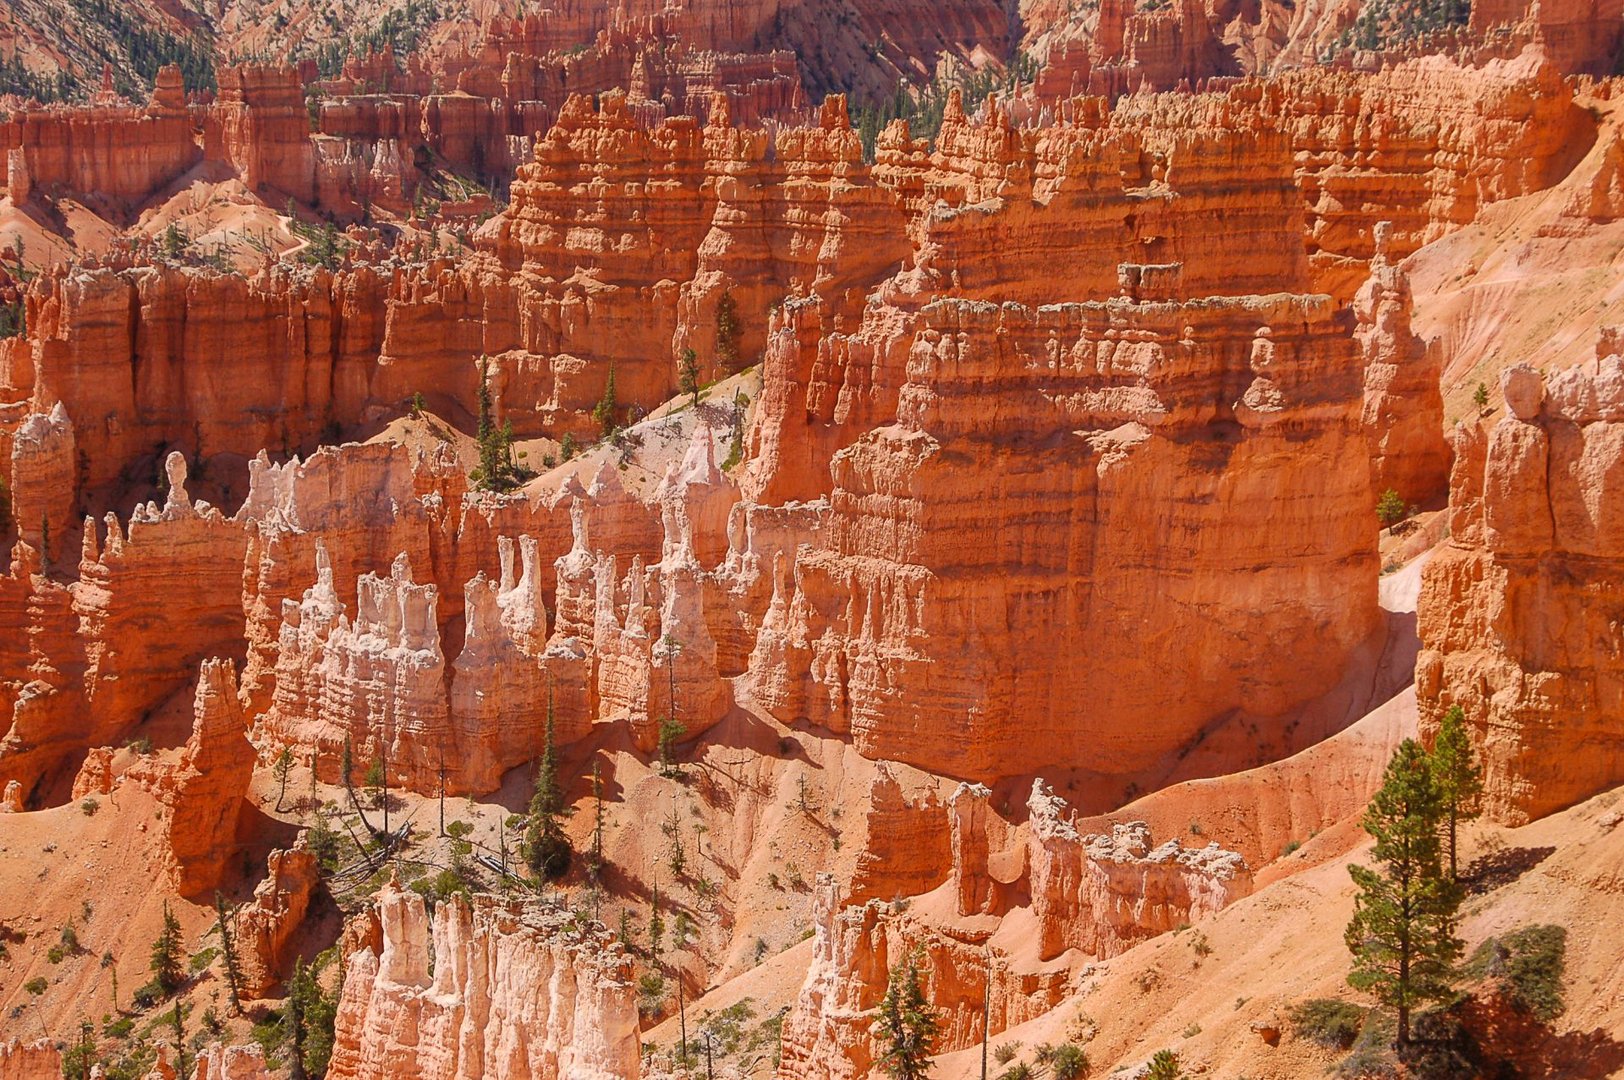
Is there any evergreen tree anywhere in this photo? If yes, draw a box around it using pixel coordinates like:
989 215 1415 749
286 957 309 1080
286 956 337 1079
593 363 619 435
273 746 294 812
522 689 572 881
714 292 741 370
678 347 701 407
590 760 606 881
62 1021 96 1080
1345 738 1464 1046
618 906 636 952
150 902 184 996
473 356 517 492
213 892 242 1014
874 949 938 1079
1431 705 1483 881
649 879 665 957
170 1000 186 1076
341 736 377 836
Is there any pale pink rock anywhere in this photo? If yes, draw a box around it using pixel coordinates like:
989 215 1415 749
327 885 640 1080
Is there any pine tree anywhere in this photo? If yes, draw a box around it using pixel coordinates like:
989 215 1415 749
1345 738 1464 1046
214 892 242 1014
593 362 619 435
522 688 572 882
650 879 665 957
662 805 685 878
678 347 701 407
273 747 294 812
285 955 336 1080
286 957 309 1080
1430 705 1483 881
590 760 606 881
618 907 636 952
341 736 377 837
150 902 184 996
170 1000 186 1077
874 949 939 1079
714 291 741 370
473 356 516 492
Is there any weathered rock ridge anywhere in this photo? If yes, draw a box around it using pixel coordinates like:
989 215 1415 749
327 884 641 1080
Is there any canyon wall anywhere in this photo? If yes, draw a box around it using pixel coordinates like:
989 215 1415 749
10 59 1572 802
1417 342 1624 822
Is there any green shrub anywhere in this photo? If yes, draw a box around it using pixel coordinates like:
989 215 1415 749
24 976 47 995
1051 1042 1089 1079
1336 1010 1399 1078
1465 924 1567 1022
1291 999 1367 1049
131 979 164 1010
993 1041 1021 1065
80 797 100 816
1146 1049 1182 1080
1376 488 1407 527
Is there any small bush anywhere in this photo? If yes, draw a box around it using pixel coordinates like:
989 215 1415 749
1146 1049 1182 1080
1051 1042 1089 1079
997 1065 1034 1080
80 797 99 816
1181 1022 1202 1038
1291 999 1367 1049
24 976 46 995
993 1041 1021 1065
47 944 67 964
1281 839 1302 857
1376 489 1407 528
1465 924 1567 1022
131 979 164 1010
103 1016 134 1038
1335 1009 1398 1078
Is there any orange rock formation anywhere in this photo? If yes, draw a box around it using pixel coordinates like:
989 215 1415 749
1418 337 1624 822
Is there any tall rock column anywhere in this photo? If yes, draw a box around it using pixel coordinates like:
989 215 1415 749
1417 342 1624 822
1358 222 1451 507
8 403 75 566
